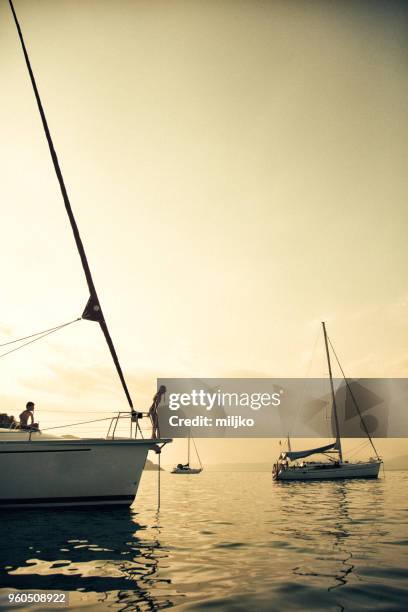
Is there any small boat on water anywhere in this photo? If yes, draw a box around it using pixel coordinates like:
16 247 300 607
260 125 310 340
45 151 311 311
0 2 171 508
273 322 382 482
172 434 203 474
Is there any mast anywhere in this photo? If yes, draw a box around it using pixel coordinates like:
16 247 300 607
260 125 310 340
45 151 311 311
9 0 134 410
322 322 343 462
187 434 190 465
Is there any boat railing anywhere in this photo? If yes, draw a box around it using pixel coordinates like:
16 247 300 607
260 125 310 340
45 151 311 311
107 411 151 440
2 411 156 441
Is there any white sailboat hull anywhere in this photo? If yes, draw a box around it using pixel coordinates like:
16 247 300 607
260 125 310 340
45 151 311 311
0 434 166 508
274 460 381 481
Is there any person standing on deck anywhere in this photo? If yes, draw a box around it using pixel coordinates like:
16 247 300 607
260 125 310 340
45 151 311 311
149 385 166 439
19 401 39 430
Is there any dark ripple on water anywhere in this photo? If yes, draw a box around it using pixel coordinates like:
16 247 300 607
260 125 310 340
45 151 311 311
0 471 407 611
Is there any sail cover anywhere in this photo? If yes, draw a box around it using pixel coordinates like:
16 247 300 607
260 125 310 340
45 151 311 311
282 442 338 461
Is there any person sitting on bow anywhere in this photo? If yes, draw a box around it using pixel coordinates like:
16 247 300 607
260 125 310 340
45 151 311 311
19 401 39 431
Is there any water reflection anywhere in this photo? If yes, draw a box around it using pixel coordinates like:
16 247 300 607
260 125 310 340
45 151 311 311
288 481 357 596
0 472 404 612
328 483 354 591
0 508 172 610
273 478 386 599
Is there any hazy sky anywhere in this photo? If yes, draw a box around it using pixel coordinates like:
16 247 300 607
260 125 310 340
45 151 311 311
0 0 407 463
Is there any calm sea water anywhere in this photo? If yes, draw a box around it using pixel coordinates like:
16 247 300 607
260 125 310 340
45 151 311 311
0 470 407 611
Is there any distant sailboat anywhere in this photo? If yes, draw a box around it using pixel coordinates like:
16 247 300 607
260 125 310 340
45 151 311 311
273 322 382 481
172 434 203 474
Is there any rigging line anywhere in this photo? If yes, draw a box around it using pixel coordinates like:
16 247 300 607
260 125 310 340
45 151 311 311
157 451 161 511
42 417 113 431
347 440 370 460
0 318 81 347
0 319 80 359
191 435 202 469
327 335 380 459
8 0 134 411
347 438 369 455
347 438 369 454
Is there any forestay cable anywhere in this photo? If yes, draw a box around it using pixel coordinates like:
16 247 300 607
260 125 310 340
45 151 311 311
328 335 380 459
8 0 134 410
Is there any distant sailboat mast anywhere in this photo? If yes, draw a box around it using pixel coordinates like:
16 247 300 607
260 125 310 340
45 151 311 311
322 321 343 462
9 0 134 410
